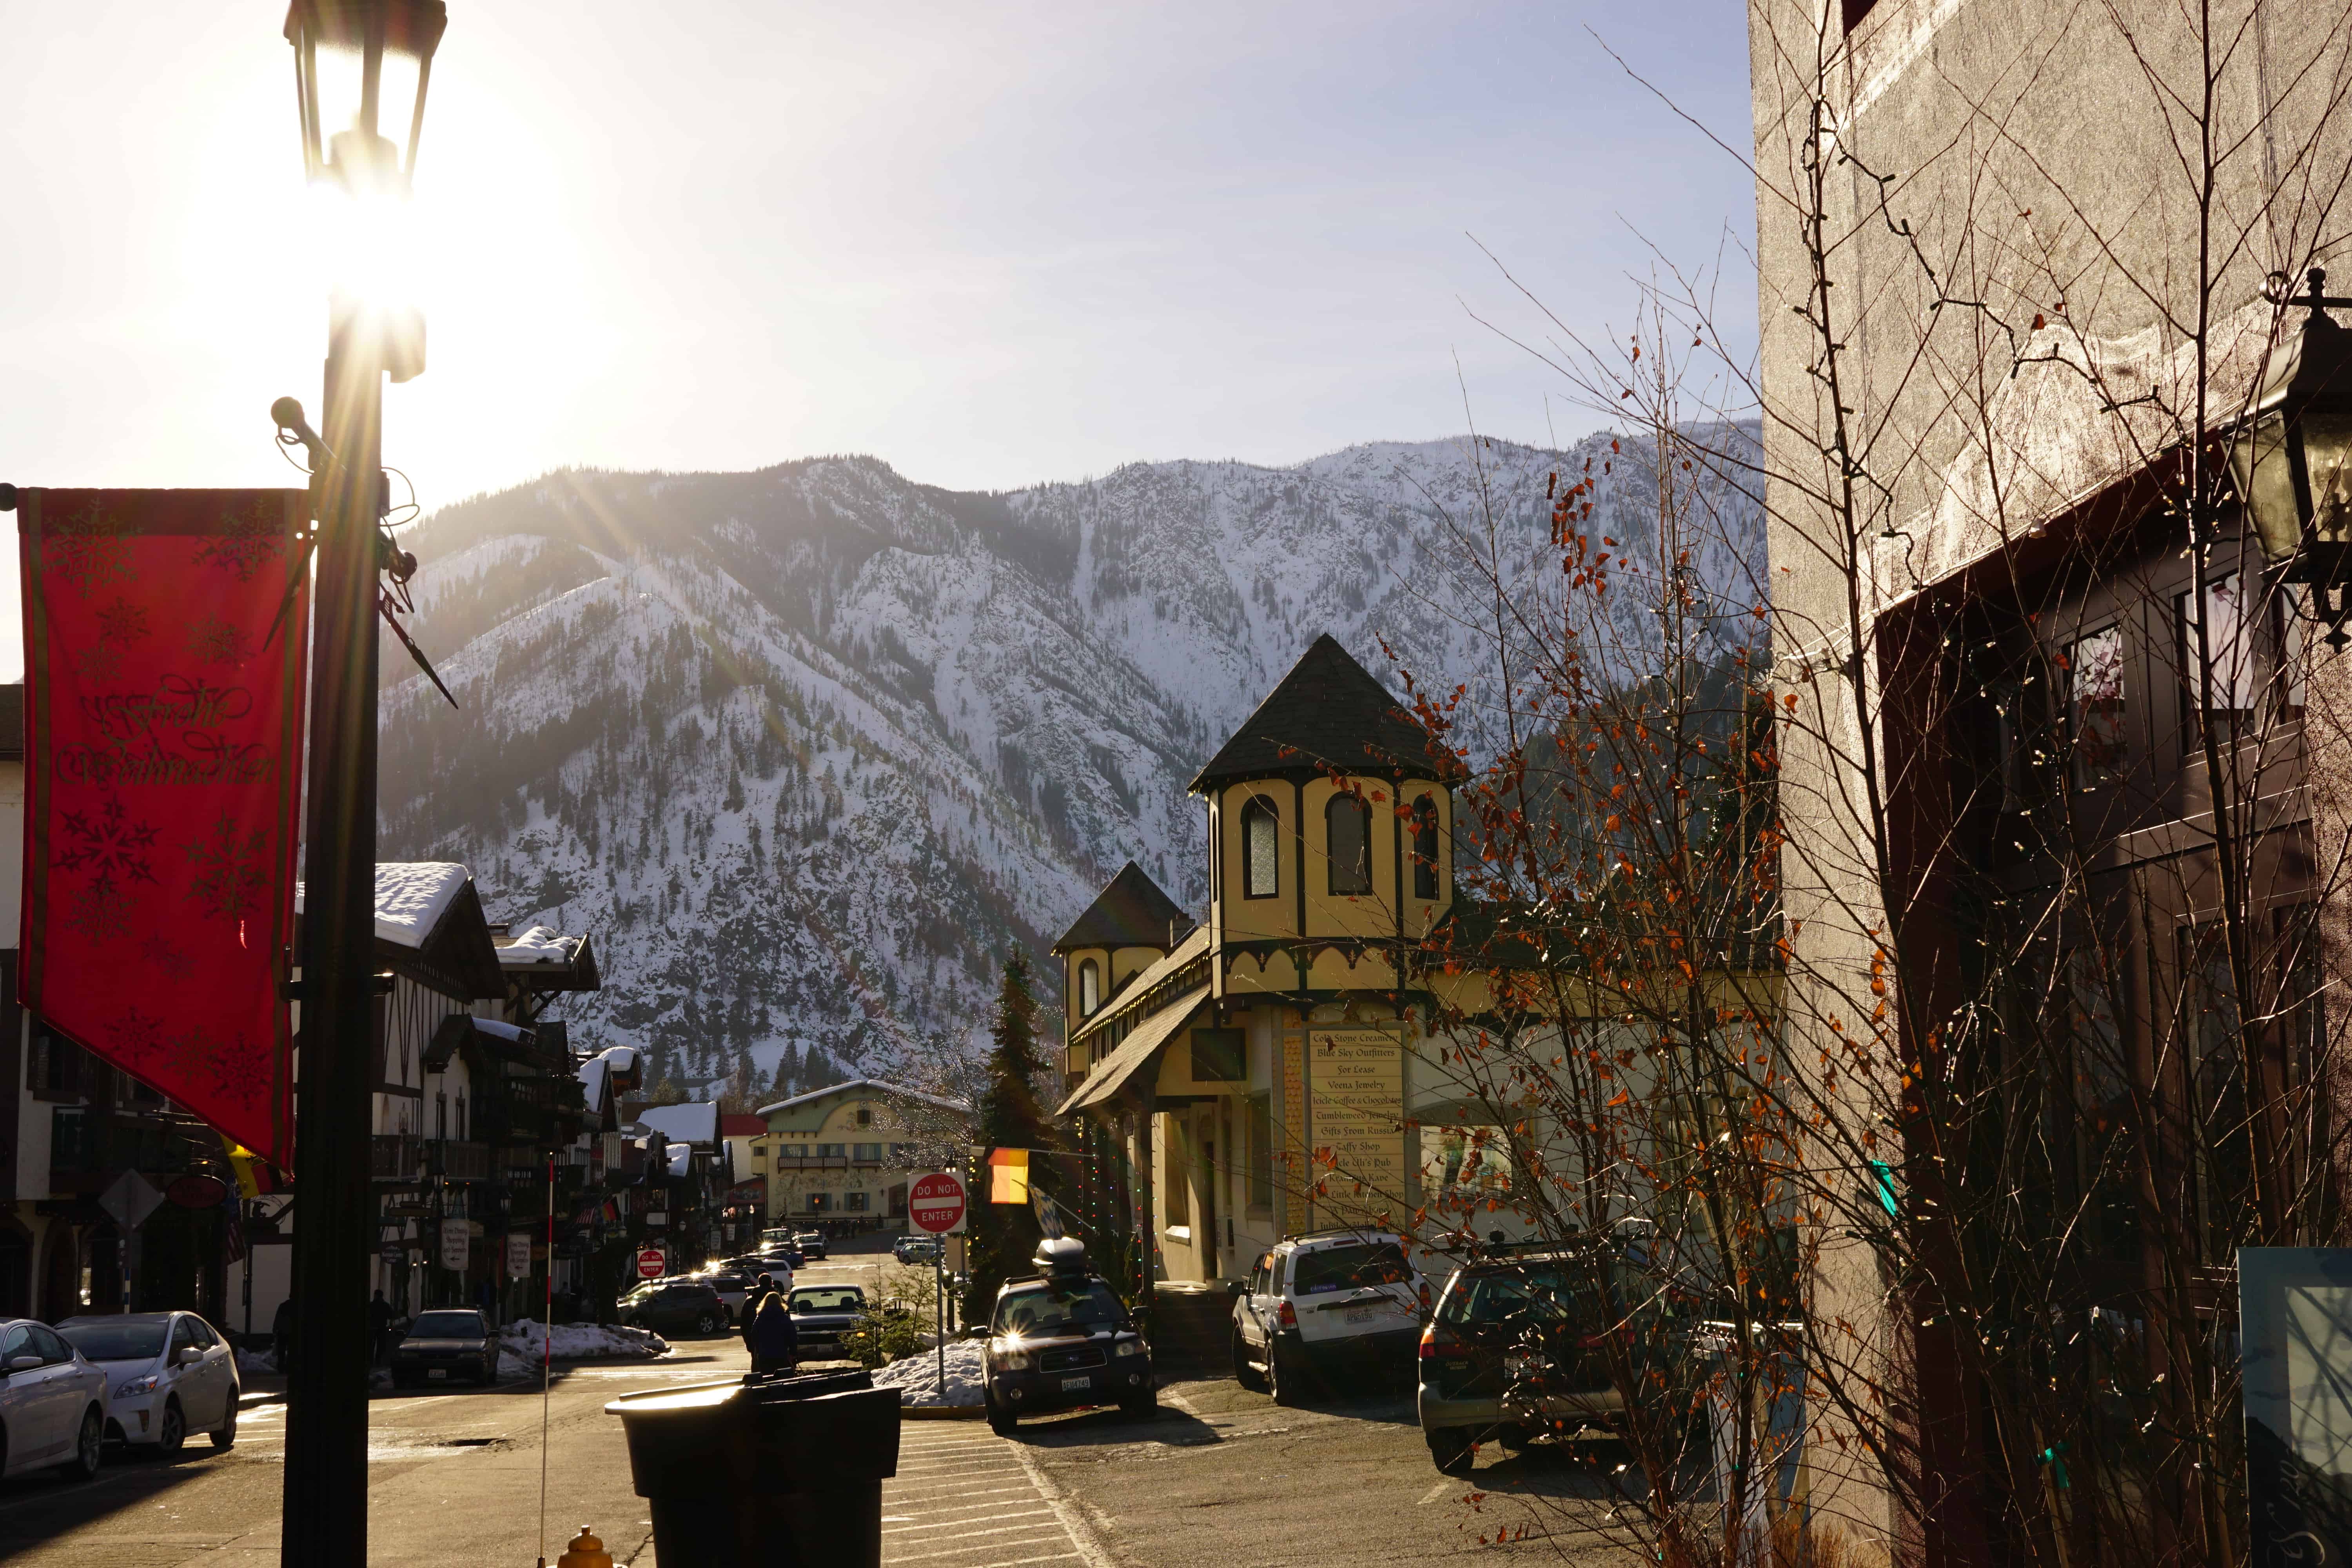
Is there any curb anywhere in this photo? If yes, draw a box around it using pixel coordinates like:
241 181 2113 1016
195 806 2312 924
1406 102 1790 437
901 1404 986 1421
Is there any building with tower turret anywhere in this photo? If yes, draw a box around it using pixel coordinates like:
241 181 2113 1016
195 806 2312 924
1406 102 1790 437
1053 634 1524 1290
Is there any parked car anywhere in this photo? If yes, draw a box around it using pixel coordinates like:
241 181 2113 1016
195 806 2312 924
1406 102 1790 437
795 1231 828 1261
58 1311 238 1454
983 1238 1154 1434
1416 1243 1693 1474
388 1309 501 1388
893 1235 944 1265
619 1280 728 1337
784 1284 866 1352
695 1269 753 1314
1230 1229 1426 1404
0 1318 108 1479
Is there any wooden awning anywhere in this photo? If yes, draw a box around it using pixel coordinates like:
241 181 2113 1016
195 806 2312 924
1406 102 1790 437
1056 985 1210 1117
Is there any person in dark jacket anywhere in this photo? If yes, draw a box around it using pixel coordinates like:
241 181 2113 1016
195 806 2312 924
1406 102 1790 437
367 1290 396 1367
748 1291 797 1375
272 1296 297 1371
739 1274 772 1347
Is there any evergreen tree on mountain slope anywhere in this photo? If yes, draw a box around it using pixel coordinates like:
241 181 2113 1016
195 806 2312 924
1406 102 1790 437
963 955 1056 1321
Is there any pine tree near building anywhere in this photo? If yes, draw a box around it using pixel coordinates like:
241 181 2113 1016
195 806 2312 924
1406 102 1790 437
962 954 1055 1322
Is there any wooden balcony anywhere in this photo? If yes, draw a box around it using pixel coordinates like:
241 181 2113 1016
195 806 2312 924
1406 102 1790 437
370 1134 421 1183
426 1139 491 1181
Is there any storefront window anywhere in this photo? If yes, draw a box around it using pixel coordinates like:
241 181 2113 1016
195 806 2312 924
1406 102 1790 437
2065 624 2128 791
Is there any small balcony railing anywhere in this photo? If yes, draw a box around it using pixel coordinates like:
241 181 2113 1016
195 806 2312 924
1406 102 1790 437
426 1139 490 1181
370 1134 421 1182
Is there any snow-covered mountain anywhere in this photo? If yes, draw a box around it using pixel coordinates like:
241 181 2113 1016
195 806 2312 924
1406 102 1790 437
376 429 1762 1089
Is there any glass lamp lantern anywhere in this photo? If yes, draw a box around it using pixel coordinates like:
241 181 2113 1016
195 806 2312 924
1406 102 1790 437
2230 269 2352 592
285 0 448 197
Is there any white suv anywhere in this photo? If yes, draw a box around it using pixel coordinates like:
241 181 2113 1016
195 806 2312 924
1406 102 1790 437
1229 1229 1428 1403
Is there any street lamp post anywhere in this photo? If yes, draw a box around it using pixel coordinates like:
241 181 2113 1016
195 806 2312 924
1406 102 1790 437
2231 267 2352 642
276 4 444 1564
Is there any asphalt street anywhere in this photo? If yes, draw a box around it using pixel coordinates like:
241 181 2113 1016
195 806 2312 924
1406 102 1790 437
2 1252 1642 1568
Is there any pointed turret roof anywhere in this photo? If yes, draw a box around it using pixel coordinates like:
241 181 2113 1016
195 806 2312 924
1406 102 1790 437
1188 633 1446 791
1052 862 1190 954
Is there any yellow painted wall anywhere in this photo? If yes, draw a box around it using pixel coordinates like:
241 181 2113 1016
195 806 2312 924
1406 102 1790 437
1214 782 1295 941
1063 946 1109 1031
1211 776 1454 953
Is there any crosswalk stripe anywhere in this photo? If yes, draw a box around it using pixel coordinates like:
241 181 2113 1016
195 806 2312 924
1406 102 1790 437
884 1533 1071 1564
884 1509 1056 1536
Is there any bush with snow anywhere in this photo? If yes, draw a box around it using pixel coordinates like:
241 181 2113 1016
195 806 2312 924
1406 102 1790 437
870 1338 985 1407
500 1319 670 1363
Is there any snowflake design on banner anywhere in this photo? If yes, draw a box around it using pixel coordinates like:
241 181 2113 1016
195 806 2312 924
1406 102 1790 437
184 815 270 921
178 1025 270 1109
56 796 160 884
64 874 132 941
113 1006 167 1061
184 615 253 668
94 596 152 649
142 936 200 982
71 642 125 685
192 507 283 583
44 511 133 597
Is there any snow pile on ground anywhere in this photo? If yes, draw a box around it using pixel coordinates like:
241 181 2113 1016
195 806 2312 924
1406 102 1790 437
499 1319 670 1362
235 1348 276 1376
871 1338 985 1407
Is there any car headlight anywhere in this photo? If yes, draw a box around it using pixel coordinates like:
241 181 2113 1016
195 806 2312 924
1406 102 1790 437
117 1374 160 1396
996 1350 1034 1372
1114 1339 1145 1358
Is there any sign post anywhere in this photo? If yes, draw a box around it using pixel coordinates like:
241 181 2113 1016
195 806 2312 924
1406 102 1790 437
910 1172 968 1398
635 1247 666 1282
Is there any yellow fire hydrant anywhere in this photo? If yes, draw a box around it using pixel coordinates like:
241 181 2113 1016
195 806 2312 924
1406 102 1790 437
554 1527 612 1568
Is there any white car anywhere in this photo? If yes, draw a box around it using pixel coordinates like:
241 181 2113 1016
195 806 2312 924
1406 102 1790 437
1230 1229 1428 1405
0 1318 108 1479
57 1311 239 1456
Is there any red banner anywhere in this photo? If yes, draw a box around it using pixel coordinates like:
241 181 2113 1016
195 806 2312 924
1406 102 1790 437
18 490 309 1165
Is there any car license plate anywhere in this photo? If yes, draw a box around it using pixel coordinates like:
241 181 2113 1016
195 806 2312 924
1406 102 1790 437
1345 1308 1375 1325
1060 1375 1091 1392
428 1368 447 1380
1504 1356 1542 1378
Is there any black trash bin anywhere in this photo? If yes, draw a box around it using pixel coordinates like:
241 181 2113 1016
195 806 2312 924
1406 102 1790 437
606 1368 901 1568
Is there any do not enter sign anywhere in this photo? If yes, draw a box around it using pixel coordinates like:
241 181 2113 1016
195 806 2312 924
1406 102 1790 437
909 1171 968 1235
635 1247 666 1280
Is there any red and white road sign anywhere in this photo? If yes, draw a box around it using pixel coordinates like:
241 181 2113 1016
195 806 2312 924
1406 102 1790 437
909 1171 968 1235
635 1247 666 1280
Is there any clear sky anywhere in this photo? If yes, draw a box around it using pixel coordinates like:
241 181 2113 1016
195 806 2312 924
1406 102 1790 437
0 2 1757 673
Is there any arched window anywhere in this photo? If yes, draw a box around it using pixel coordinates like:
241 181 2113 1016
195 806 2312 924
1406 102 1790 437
1078 958 1101 1016
1411 796 1440 899
1241 796 1280 898
1326 794 1371 895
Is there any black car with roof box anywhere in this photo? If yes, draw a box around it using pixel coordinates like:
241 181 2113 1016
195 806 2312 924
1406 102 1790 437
982 1238 1154 1434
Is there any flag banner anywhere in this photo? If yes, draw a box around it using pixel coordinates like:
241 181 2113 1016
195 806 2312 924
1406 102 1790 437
989 1146 1030 1205
19 489 309 1166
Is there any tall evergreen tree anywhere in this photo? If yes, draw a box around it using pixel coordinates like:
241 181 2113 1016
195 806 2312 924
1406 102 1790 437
963 954 1056 1321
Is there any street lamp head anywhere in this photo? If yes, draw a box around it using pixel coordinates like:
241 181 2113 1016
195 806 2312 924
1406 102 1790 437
285 0 448 199
2232 267 2352 579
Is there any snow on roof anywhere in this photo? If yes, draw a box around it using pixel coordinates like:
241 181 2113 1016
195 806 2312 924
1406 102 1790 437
473 1018 529 1042
752 1078 972 1120
577 1057 608 1106
293 862 471 949
499 925 581 965
638 1101 721 1147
